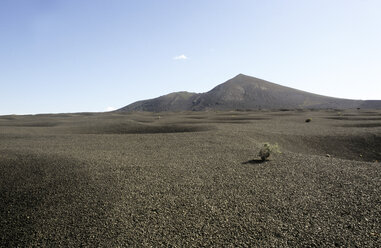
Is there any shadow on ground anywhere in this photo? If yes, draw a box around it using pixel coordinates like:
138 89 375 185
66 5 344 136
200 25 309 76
242 159 266 164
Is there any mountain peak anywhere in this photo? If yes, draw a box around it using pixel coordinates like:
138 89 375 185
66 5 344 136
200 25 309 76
228 73 263 83
234 73 250 79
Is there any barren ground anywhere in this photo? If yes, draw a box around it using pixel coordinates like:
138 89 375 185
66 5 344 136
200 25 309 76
0 109 380 247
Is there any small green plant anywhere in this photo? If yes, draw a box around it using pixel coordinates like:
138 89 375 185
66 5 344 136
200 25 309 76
258 143 281 161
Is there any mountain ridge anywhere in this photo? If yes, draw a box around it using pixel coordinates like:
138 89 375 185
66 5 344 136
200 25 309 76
118 74 381 112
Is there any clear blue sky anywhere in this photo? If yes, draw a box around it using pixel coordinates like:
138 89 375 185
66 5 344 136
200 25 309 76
1 0 380 115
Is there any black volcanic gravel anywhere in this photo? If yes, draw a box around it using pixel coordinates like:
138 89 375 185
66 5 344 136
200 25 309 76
0 110 380 247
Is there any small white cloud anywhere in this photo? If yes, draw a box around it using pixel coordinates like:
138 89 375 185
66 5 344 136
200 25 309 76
173 54 188 60
105 106 116 112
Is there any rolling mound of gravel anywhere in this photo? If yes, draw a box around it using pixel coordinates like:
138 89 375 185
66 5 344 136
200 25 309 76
1 109 380 247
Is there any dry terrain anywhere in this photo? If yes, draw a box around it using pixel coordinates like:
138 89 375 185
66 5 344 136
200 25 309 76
0 109 380 247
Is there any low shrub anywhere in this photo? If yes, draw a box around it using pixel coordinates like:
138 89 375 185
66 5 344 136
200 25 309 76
258 143 281 161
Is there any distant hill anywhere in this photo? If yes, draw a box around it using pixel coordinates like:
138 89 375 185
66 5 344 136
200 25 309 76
118 74 381 112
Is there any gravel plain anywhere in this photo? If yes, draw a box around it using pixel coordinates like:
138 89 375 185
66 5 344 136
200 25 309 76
0 109 380 247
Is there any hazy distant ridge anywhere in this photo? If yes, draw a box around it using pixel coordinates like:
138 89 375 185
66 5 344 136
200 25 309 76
118 74 381 111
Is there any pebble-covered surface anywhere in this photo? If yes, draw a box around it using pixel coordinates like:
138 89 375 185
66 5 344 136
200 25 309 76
0 109 380 247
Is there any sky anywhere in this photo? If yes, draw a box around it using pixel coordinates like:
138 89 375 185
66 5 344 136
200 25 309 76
1 0 381 115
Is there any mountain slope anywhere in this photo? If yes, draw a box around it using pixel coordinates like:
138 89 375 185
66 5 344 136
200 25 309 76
121 91 199 112
118 74 380 111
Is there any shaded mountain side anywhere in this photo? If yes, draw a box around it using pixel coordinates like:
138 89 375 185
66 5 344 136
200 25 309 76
118 74 381 112
359 100 381 109
122 91 199 112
